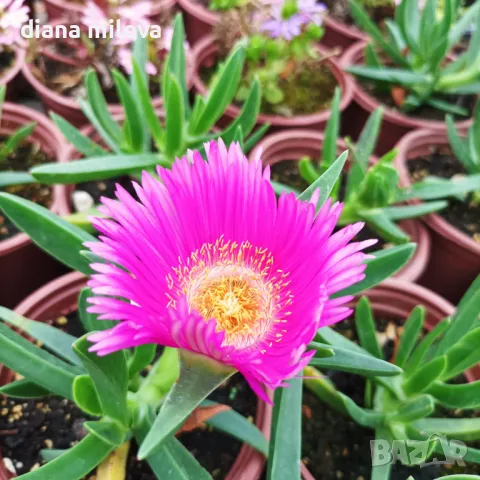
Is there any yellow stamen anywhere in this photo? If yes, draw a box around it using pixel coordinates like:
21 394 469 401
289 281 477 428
166 236 293 348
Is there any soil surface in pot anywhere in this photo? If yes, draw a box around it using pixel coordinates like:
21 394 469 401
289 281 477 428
302 316 480 478
324 0 395 25
1 312 259 478
407 146 480 243
0 140 54 241
31 39 162 104
72 176 137 213
0 50 15 78
200 57 337 116
360 80 476 122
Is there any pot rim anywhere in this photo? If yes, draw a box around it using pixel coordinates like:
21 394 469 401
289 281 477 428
0 46 26 86
44 0 176 17
324 15 366 43
192 35 355 127
0 103 69 256
1 271 271 480
249 129 431 282
340 41 475 131
177 0 219 26
395 128 480 258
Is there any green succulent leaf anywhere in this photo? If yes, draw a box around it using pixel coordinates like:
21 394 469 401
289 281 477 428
411 417 480 442
31 154 166 184
137 351 236 460
437 276 480 355
406 318 451 374
14 433 116 480
128 344 157 379
395 306 425 368
0 379 50 398
441 327 480 381
0 307 81 365
388 395 435 423
299 151 348 207
202 400 269 456
403 356 447 395
0 193 95 274
0 323 77 400
309 343 402 377
73 336 129 426
334 243 416 298
354 297 383 359
340 393 385 428
112 69 145 153
73 375 103 416
428 380 480 410
267 377 302 480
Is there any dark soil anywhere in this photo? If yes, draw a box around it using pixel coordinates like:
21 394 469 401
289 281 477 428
0 50 15 78
361 80 477 122
31 39 161 104
407 147 480 243
0 396 93 476
73 176 138 213
325 0 395 26
0 139 54 241
270 159 310 192
303 315 480 478
1 304 259 480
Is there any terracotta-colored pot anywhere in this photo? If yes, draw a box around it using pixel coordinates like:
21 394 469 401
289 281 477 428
177 0 218 44
21 19 193 128
395 129 480 304
44 0 176 21
301 278 477 479
0 271 271 480
322 16 366 52
0 47 26 91
340 41 474 155
0 103 70 309
192 35 354 131
249 129 431 282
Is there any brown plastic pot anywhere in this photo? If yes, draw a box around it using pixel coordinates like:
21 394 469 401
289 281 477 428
177 0 218 44
0 47 26 91
0 103 70 309
44 0 176 21
249 129 431 282
395 129 480 304
340 41 474 155
300 278 477 479
0 271 271 480
322 16 366 52
21 19 194 127
192 35 354 131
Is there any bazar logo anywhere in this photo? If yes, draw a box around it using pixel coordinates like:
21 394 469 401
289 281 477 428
371 434 467 467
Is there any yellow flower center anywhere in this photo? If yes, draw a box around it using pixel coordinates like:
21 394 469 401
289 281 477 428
166 236 293 348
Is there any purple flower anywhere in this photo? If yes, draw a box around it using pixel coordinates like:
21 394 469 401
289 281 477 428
261 10 305 40
260 0 326 40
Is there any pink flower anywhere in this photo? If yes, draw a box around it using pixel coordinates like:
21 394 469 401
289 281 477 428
118 47 158 75
81 0 152 46
86 140 374 401
0 0 29 47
